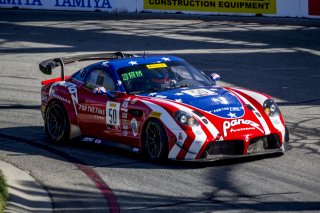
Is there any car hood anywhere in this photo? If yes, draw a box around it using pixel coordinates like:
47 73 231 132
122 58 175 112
140 86 245 119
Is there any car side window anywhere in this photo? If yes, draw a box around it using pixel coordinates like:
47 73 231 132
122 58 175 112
85 69 115 93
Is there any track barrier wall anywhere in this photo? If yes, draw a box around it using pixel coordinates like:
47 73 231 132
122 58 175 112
0 0 319 18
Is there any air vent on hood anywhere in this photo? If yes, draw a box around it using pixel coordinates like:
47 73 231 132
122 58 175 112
246 104 254 111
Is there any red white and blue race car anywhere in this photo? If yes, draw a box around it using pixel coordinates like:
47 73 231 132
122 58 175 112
39 52 289 161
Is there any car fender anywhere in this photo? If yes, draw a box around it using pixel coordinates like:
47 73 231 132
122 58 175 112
47 81 82 139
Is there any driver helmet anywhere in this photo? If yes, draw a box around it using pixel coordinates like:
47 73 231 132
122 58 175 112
150 69 169 84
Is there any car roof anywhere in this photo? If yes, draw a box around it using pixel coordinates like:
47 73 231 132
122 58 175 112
103 55 184 70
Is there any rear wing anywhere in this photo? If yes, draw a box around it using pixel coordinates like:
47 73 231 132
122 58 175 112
39 51 137 80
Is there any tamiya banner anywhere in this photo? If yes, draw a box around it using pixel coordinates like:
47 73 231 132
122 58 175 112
144 0 276 14
0 0 137 12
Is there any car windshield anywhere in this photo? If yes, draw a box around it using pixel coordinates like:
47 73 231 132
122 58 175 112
117 60 213 94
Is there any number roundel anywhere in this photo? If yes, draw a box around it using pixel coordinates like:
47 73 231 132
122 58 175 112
106 101 120 126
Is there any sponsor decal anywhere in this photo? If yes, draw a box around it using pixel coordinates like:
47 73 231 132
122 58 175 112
122 112 128 119
50 81 78 114
0 0 42 6
121 71 143 81
132 147 140 152
122 130 128 136
122 100 129 108
131 118 138 136
123 119 128 130
121 108 128 112
178 132 183 141
82 137 94 142
94 139 102 144
144 0 276 14
50 93 71 104
150 111 162 118
161 57 170 61
223 119 263 137
211 97 228 104
106 101 120 126
55 0 112 8
182 88 217 97
78 104 104 119
146 63 167 69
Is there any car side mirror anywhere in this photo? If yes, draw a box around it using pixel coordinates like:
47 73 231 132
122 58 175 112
210 73 220 84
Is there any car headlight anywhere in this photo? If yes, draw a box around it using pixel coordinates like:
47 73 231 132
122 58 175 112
263 99 280 117
174 110 199 127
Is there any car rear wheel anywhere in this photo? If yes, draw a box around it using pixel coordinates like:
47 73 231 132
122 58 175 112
45 101 70 143
143 119 168 161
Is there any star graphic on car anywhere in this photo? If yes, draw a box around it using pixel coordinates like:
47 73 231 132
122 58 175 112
227 112 237 118
211 97 219 102
174 93 184 96
148 92 157 96
161 57 170 61
128 61 137 65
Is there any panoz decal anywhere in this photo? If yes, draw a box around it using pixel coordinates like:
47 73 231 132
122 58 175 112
144 0 276 14
146 63 167 69
106 101 120 126
223 119 263 137
50 82 78 115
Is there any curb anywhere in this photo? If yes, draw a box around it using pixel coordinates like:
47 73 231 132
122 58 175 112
0 160 52 213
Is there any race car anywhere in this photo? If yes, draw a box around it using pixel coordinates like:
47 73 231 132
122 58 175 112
39 52 289 161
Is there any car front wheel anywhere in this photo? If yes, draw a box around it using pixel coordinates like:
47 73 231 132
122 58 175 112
143 119 168 161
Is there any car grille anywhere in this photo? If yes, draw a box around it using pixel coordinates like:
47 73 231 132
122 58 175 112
201 140 244 159
247 134 281 154
201 134 282 159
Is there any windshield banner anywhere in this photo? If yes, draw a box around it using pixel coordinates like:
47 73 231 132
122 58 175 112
144 0 276 14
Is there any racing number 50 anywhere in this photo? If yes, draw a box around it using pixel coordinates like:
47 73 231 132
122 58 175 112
106 101 120 126
108 108 117 125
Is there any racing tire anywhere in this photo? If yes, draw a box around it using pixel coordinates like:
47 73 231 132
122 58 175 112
44 101 70 143
143 119 168 161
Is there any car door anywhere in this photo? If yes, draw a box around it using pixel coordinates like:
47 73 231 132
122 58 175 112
77 66 122 142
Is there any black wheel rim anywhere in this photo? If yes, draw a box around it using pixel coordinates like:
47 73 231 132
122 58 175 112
145 122 162 159
46 103 66 141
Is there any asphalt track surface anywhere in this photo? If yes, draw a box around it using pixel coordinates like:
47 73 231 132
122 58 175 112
0 10 320 212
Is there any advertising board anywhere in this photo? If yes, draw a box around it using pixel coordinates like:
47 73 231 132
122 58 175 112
144 0 277 14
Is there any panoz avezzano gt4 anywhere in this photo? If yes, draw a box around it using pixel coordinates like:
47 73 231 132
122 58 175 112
40 52 289 161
